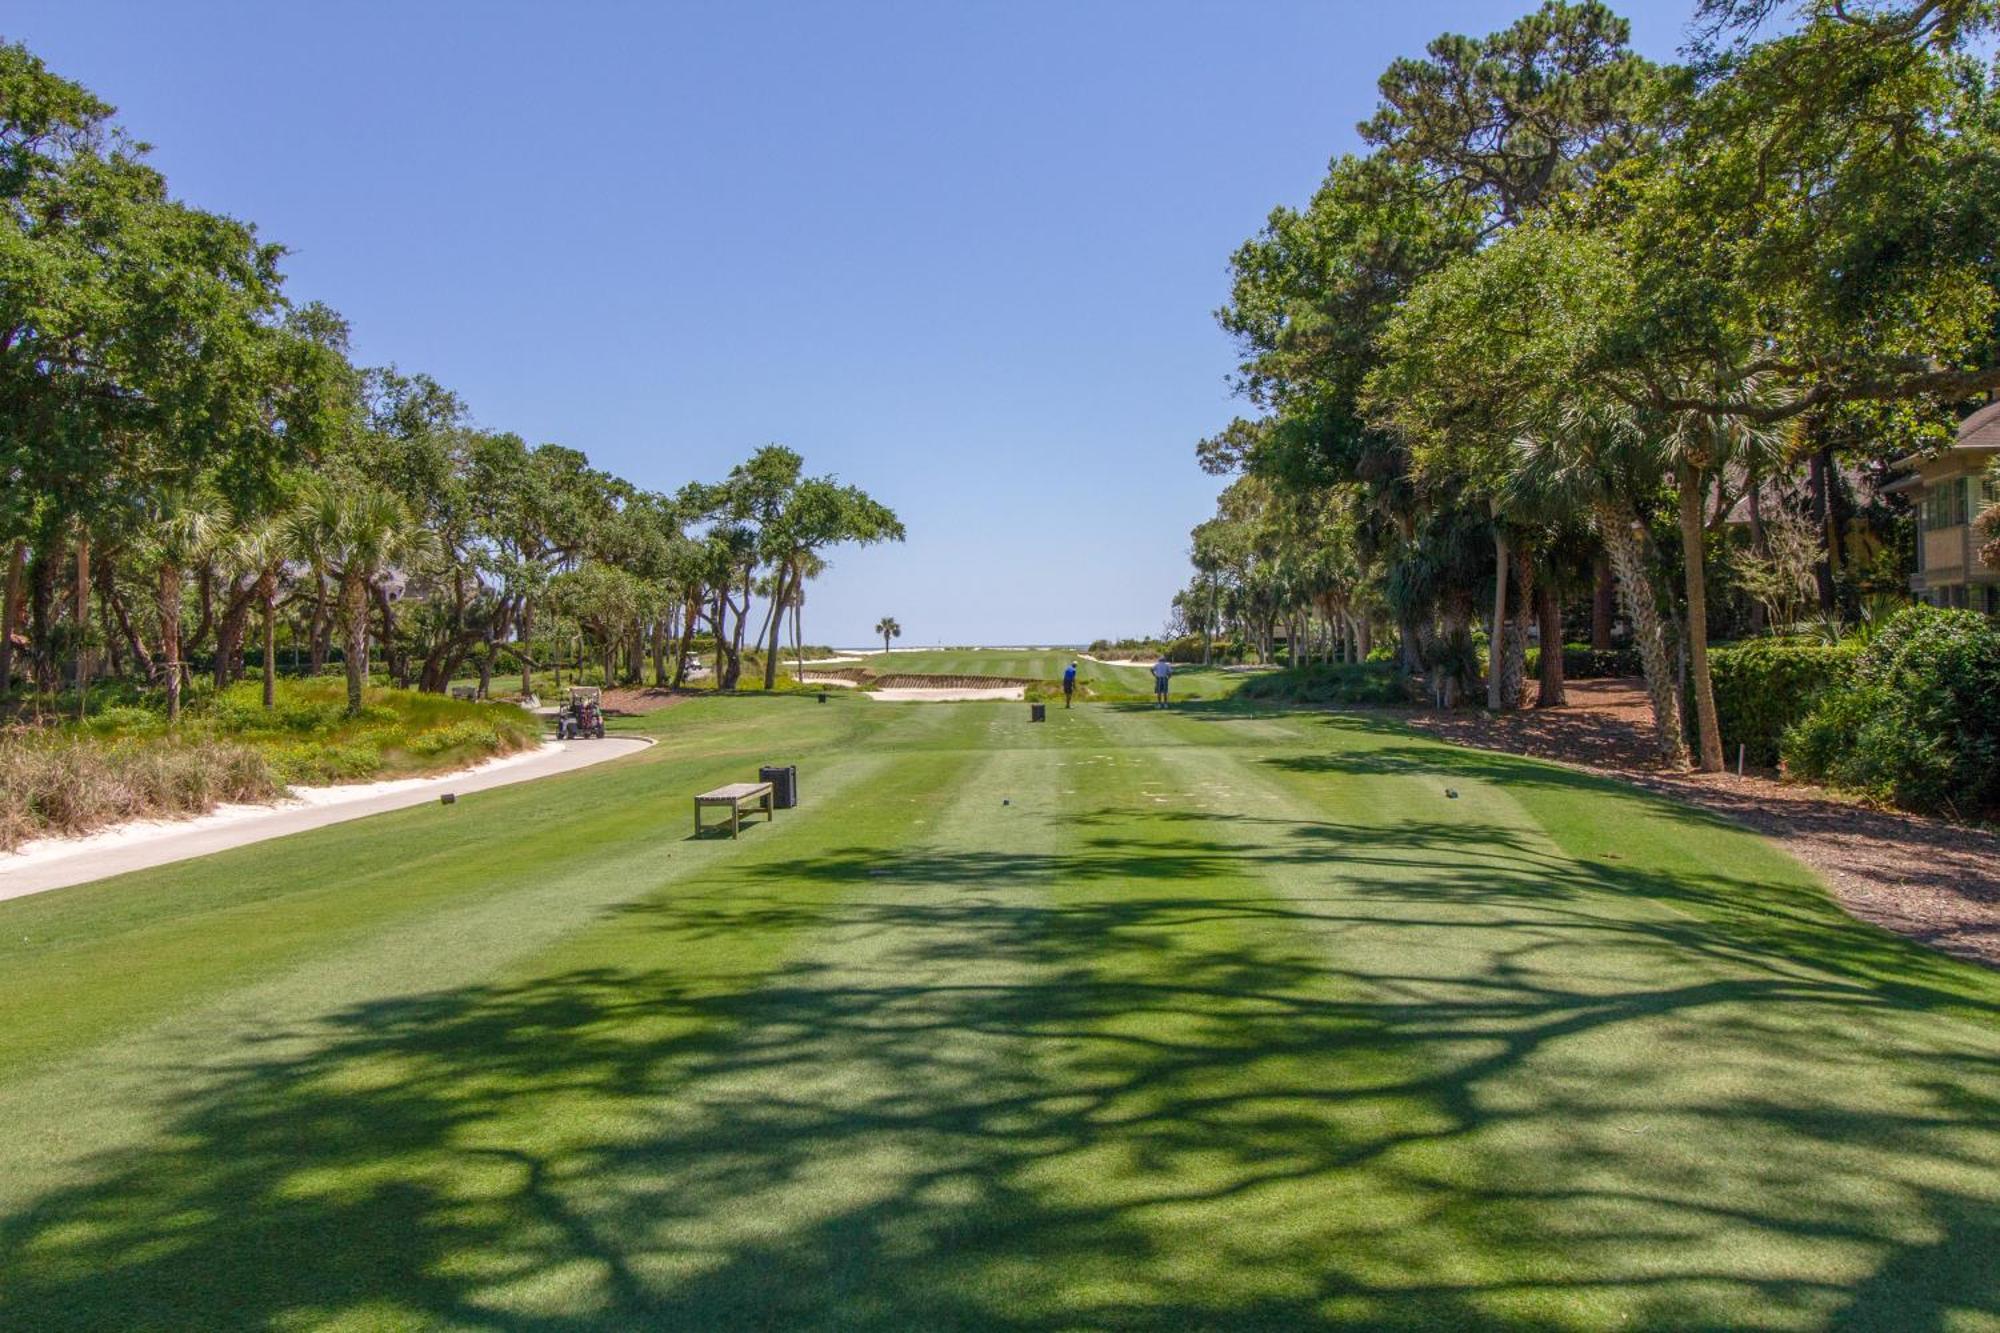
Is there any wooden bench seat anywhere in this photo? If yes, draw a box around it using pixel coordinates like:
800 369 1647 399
694 781 775 838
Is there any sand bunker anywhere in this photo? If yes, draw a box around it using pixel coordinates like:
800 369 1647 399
866 686 1026 702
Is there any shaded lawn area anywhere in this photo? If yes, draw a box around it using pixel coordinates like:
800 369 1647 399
0 697 1996 1330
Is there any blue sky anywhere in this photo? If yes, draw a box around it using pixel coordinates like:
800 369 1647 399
11 2 1694 647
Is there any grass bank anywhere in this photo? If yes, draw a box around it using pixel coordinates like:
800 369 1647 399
1 679 540 850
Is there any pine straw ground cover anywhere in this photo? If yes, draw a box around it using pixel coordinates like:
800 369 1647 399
0 694 1995 1329
0 679 540 850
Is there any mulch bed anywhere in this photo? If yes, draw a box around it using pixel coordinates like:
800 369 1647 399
597 687 698 716
1399 678 2000 970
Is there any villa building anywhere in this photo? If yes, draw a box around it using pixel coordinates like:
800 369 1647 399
1885 402 2000 611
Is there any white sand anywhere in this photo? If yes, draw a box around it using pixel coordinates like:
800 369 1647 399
798 674 860 688
866 686 1026 702
0 736 653 901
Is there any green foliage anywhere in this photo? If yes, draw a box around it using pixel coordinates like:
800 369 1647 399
1 679 541 845
1708 639 1859 766
1784 607 2000 816
1233 663 1403 705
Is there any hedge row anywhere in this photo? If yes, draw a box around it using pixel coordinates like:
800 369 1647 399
1784 607 2000 818
1709 639 1860 767
1526 644 1646 679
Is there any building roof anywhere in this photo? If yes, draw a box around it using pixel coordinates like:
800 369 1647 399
1889 400 2000 472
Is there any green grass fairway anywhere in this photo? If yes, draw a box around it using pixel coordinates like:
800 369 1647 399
2 697 1997 1330
858 647 1244 697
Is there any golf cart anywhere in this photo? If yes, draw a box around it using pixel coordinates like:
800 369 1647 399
555 686 606 740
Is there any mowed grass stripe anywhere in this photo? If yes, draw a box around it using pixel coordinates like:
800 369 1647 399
0 705 957 1247
483 707 1100 1321
0 695 902 1080
1126 705 2000 1328
2 697 1998 1329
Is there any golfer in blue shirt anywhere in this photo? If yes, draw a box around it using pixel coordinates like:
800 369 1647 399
1062 661 1078 708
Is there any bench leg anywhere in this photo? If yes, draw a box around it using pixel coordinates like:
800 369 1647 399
731 804 740 838
694 800 701 838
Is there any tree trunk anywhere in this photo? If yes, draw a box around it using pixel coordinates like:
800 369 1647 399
159 565 185 725
1535 581 1566 708
262 592 278 709
0 539 23 693
106 584 154 684
518 598 535 699
342 574 369 716
1808 446 1837 615
72 534 91 717
1503 544 1533 709
1591 552 1614 651
214 580 255 689
1747 474 1769 634
309 587 330 677
1593 497 1689 769
1487 525 1510 710
29 550 55 694
762 564 791 690
1677 462 1725 772
672 594 699 689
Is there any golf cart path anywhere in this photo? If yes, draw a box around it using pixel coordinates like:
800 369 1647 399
0 736 653 902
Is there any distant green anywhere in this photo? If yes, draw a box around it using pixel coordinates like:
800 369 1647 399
1 695 1995 1330
858 647 1249 698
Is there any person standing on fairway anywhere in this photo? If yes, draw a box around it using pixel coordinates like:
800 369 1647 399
1062 660 1078 708
1152 654 1172 708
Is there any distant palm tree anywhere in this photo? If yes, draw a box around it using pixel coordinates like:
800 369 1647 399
132 487 228 724
874 615 901 655
286 481 438 715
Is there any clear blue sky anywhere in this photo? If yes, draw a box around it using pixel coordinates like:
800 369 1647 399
10 1 1695 647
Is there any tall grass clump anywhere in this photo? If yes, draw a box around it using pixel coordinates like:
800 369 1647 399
1 679 542 848
0 734 283 851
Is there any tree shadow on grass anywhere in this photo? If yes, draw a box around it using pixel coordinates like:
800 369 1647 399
3 796 1999 1327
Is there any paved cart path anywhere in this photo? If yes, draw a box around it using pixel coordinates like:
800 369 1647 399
0 736 652 902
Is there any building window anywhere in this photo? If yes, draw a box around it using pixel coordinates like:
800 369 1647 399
1926 477 1971 531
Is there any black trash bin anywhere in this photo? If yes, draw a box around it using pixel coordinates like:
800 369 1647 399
1029 703 1047 723
760 764 798 809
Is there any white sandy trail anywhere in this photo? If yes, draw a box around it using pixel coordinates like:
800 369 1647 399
0 736 653 902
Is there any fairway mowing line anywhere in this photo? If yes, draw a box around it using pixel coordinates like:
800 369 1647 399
491 705 1105 1315
0 728 929 1222
1109 707 2000 1328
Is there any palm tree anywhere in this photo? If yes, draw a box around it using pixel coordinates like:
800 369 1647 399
874 615 901 655
224 511 298 710
286 481 438 715
131 487 228 724
1657 392 1790 772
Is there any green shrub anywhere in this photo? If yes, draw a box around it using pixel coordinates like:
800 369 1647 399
1782 606 2000 817
1709 639 1859 767
1235 663 1403 706
405 720 499 757
268 740 385 785
1560 644 1642 678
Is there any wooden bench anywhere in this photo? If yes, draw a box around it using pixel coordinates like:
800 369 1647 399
694 781 775 838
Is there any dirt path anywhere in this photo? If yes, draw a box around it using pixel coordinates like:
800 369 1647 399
1400 679 2000 968
0 736 653 902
